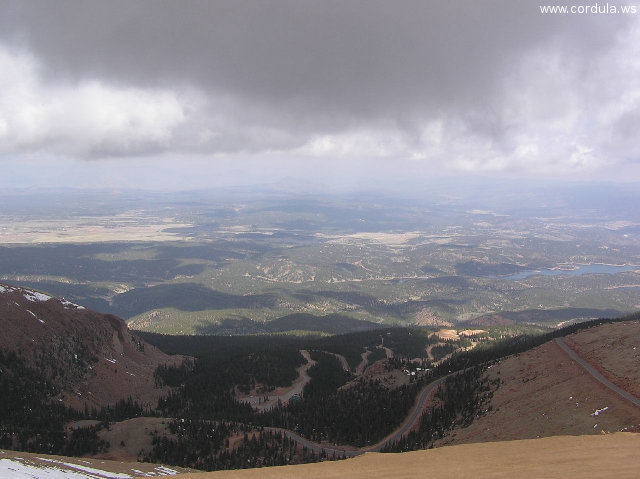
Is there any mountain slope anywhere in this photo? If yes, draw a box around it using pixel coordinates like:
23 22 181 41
4 433 640 478
0 283 181 410
0 448 195 477
433 319 640 446
179 433 639 479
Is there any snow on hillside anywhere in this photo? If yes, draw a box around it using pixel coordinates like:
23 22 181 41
0 283 86 310
0 456 180 478
23 290 53 303
61 299 86 310
1 458 91 478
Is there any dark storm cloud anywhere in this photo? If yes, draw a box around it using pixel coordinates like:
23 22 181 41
0 0 638 181
0 0 621 125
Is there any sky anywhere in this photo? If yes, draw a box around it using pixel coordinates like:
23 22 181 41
0 0 639 192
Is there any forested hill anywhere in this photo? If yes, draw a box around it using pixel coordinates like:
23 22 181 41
0 282 181 411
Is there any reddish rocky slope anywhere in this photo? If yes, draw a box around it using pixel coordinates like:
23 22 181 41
0 283 182 411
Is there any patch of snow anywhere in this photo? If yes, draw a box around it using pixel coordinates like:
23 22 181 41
23 290 52 302
591 406 609 416
105 358 117 364
61 298 85 310
130 470 155 477
37 458 132 478
154 466 178 475
1 458 96 478
26 309 46 324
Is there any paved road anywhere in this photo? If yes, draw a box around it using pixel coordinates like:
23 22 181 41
555 337 640 408
266 375 445 457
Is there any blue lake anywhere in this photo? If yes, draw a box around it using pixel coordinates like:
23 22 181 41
494 264 640 280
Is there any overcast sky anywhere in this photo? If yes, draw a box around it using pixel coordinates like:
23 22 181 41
0 0 639 191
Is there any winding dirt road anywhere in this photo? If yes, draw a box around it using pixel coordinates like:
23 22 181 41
353 346 391 376
238 350 316 411
266 376 444 457
241 347 373 413
355 350 371 375
324 352 351 372
258 335 640 459
238 345 441 456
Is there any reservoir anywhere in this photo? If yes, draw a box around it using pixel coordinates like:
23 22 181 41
495 264 640 281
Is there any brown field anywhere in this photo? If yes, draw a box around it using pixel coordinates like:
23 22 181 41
434 329 460 340
459 329 487 336
94 417 174 462
178 433 640 479
4 433 640 478
0 216 192 243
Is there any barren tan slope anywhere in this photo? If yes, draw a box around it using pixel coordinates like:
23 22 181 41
436 320 640 446
180 433 640 479
564 321 640 397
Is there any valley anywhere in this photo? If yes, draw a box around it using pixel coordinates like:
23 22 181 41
2 282 639 475
1 188 639 476
3 1 640 476
1 188 639 335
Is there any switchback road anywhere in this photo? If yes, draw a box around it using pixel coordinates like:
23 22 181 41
238 350 316 411
266 375 445 457
264 337 640 459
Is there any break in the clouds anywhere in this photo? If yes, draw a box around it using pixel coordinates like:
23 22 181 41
0 0 639 186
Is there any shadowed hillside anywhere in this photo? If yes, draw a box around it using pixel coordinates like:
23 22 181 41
0 282 182 411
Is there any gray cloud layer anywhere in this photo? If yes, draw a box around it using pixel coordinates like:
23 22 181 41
0 0 638 184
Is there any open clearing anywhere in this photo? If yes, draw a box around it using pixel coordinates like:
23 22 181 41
0 216 192 243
